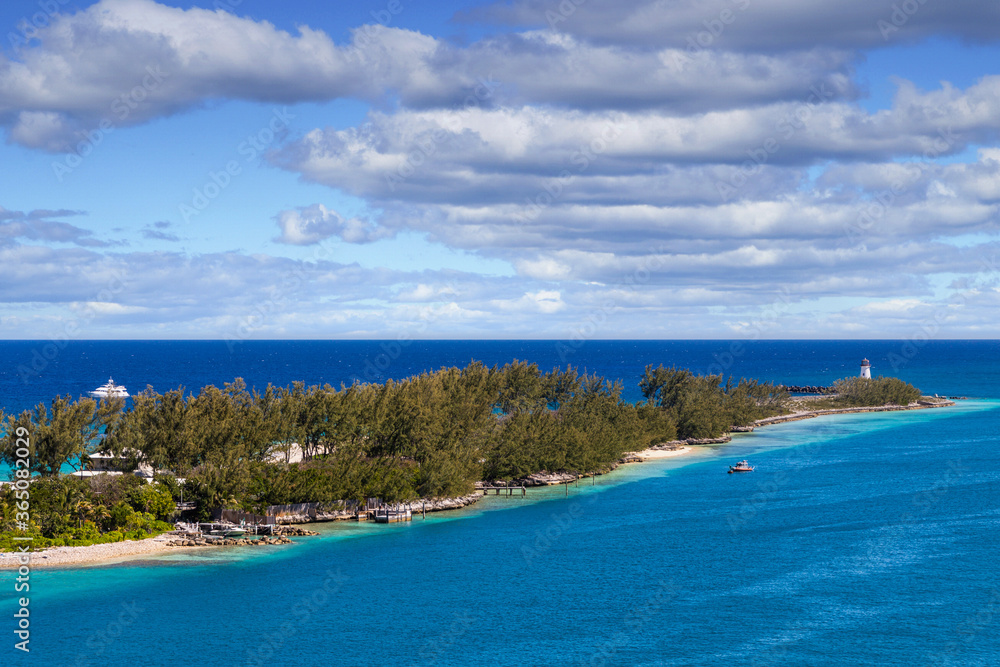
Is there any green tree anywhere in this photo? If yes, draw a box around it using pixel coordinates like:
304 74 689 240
831 376 921 407
128 483 175 520
496 361 547 415
1 395 123 477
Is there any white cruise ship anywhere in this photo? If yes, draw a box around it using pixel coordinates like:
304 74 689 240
90 377 129 398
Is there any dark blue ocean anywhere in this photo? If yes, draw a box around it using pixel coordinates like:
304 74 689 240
2 339 996 414
2 340 999 666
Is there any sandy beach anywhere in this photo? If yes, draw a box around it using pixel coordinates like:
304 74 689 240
0 533 194 569
631 445 693 460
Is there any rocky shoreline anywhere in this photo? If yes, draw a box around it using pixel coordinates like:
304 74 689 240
165 525 319 548
272 494 484 523
507 444 696 486
2 398 957 569
753 398 955 427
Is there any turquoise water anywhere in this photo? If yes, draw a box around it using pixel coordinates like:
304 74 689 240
7 399 999 666
3 341 1000 665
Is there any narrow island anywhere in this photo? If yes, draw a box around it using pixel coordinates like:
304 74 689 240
0 360 949 568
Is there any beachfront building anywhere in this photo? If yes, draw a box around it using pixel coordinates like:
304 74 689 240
860 358 872 379
70 450 154 480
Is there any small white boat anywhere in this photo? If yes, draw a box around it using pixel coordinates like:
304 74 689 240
728 460 754 473
90 377 129 398
209 528 247 538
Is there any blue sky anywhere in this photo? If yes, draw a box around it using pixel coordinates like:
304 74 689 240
1 0 998 340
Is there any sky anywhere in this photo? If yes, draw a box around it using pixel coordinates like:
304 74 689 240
0 0 998 341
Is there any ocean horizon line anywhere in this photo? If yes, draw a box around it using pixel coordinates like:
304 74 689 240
2 337 1000 342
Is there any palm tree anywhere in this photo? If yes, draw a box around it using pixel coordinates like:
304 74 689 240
75 500 94 529
91 504 111 532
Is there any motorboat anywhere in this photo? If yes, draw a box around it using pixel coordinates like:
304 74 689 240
90 377 129 398
728 460 754 473
209 527 247 538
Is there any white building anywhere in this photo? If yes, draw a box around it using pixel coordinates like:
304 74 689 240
860 358 872 379
69 450 154 480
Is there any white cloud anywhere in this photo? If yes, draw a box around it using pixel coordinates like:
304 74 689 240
491 290 565 314
71 302 147 315
276 77 1000 201
273 204 391 245
395 284 458 302
0 0 432 150
3 0 1000 338
0 0 863 152
463 0 1000 51
854 299 927 315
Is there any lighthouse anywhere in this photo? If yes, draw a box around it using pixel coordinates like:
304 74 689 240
860 358 871 379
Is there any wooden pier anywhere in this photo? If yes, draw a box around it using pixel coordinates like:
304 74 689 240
480 484 527 497
362 499 415 523
192 521 277 536
373 508 412 523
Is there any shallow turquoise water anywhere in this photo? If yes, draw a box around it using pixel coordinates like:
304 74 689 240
6 399 999 666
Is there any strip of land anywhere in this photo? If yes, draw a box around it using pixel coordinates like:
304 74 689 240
2 397 956 569
753 396 955 427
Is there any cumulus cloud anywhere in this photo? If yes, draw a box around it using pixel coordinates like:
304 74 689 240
3 0 1000 338
405 31 859 112
0 242 577 338
273 204 392 245
492 289 565 314
0 0 867 152
140 220 180 242
0 207 105 247
0 0 429 150
3 235 998 339
268 85 1000 269
395 283 459 302
460 0 1000 51
275 77 1000 199
0 243 401 309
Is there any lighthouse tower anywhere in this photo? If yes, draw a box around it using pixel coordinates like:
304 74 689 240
860 358 872 379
